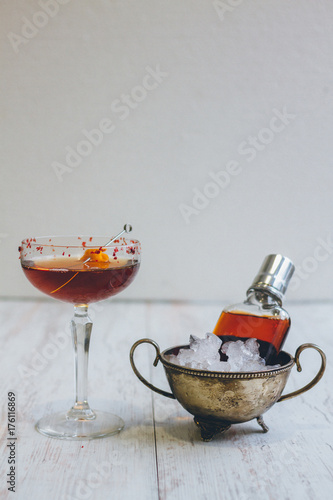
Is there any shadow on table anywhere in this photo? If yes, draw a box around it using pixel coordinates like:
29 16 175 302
29 399 295 446
153 414 295 446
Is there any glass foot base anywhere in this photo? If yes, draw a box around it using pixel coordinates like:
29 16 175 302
36 410 124 440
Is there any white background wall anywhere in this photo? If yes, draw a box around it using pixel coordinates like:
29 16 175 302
1 0 333 302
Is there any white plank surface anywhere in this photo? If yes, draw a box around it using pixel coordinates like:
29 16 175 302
0 299 332 500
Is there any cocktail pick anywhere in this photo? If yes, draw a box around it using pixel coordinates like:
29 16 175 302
81 224 133 264
104 224 132 247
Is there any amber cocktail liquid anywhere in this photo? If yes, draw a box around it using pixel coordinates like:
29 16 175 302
22 257 139 304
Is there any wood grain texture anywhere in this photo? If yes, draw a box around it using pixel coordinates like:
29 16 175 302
0 300 332 500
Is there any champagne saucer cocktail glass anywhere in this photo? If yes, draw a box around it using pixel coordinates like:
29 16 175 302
19 235 141 440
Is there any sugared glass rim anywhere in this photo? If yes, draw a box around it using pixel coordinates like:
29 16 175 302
20 235 141 250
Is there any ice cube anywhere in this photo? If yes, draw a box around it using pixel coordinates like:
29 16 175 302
166 334 280 372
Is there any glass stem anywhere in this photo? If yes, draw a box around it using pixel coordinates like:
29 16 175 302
67 304 95 420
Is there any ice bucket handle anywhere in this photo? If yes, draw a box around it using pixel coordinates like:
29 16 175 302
130 338 175 399
278 343 326 403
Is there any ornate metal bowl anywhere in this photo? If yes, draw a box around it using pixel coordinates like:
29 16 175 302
130 340 326 441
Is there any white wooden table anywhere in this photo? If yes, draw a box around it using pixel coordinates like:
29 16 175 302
0 299 332 500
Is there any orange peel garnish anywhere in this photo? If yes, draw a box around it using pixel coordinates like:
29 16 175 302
81 248 110 267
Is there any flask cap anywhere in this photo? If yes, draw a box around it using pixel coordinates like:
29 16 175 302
247 254 295 302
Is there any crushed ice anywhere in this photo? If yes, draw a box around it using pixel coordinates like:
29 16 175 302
166 333 281 372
